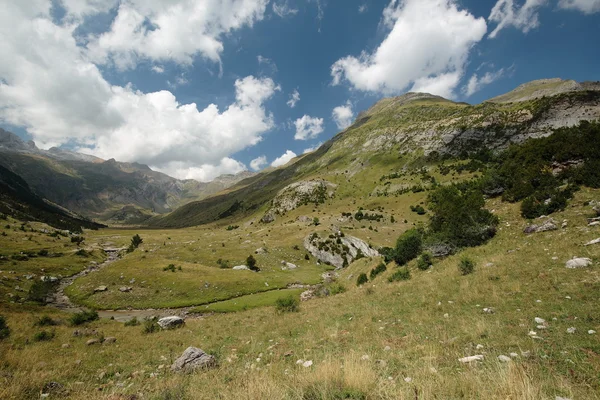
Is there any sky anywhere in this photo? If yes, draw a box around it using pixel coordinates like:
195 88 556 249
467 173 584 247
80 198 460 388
1 0 599 182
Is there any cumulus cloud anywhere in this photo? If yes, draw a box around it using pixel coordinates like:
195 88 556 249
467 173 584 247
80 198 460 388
332 102 354 130
0 2 278 182
250 155 268 171
271 150 297 167
558 0 600 13
463 69 506 96
303 142 323 154
331 0 487 98
358 4 368 13
273 1 299 17
294 115 324 140
151 65 165 74
287 89 301 108
488 0 548 38
83 0 269 70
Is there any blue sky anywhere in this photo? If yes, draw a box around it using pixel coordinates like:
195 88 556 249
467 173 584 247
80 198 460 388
1 0 599 181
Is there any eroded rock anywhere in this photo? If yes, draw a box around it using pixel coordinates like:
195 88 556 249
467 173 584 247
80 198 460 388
171 347 216 373
523 218 557 234
157 316 185 329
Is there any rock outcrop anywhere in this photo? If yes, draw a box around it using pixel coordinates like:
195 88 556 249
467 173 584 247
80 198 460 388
304 230 379 269
171 347 217 373
262 180 337 222
523 218 558 234
157 316 185 329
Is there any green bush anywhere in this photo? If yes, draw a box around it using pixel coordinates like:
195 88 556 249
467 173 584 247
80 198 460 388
388 268 411 282
33 330 55 342
34 316 57 327
416 253 433 271
356 273 368 286
0 315 9 340
70 236 84 246
394 229 422 266
69 310 99 326
143 318 160 334
163 264 176 272
369 262 387 280
458 257 475 276
246 255 259 272
328 283 347 295
127 234 143 253
275 296 299 313
124 317 140 327
216 258 230 269
27 280 58 304
410 205 426 215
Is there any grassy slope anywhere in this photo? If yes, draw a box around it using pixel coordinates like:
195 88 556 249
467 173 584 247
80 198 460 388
0 189 599 399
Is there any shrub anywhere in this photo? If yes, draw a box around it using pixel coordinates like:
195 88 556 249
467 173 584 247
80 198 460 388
143 318 160 334
328 283 347 295
410 205 426 215
394 229 422 266
27 280 58 304
33 330 55 342
226 225 239 231
37 249 49 257
388 268 411 282
70 236 84 246
163 264 176 272
0 315 9 340
275 296 299 313
369 262 387 280
416 253 433 271
458 257 475 276
69 310 99 326
216 259 230 269
127 234 143 253
304 253 310 261
75 249 90 257
356 273 368 286
124 317 140 327
313 217 320 226
246 255 259 272
34 316 57 327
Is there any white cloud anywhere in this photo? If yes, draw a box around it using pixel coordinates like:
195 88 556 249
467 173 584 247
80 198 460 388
463 69 506 96
331 0 487 98
358 4 368 13
332 102 354 130
294 115 324 140
558 0 600 13
84 0 270 70
151 65 165 74
158 157 246 182
0 2 278 182
250 155 268 171
272 1 299 17
303 142 323 154
271 150 297 167
488 0 548 38
257 55 278 74
287 89 301 108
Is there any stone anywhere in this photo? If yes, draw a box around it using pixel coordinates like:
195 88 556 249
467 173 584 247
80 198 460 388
458 355 484 363
584 238 600 246
384 346 391 352
119 286 132 292
61 343 70 348
588 330 596 334
86 339 100 345
103 337 117 344
589 221 600 227
565 257 592 269
497 355 512 363
280 261 297 270
158 316 185 330
510 353 519 358
255 247 267 255
566 327 576 334
523 219 557 234
232 265 250 271
534 317 546 325
300 290 315 302
171 347 217 373
260 211 276 224
302 360 313 368
483 307 495 314
304 233 379 269
94 285 108 293
476 344 484 350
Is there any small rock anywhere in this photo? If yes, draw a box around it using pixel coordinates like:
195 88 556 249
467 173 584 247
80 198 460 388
232 265 250 271
534 317 546 325
61 343 70 348
86 339 100 345
93 285 108 293
302 360 313 368
103 337 117 344
157 316 185 330
255 247 267 255
384 346 391 352
588 330 596 335
443 313 449 318
476 344 484 350
119 286 132 292
523 219 557 234
483 307 495 314
458 355 484 363
567 327 576 334
566 257 593 269
404 377 412 383
510 353 519 358
497 355 512 363
360 354 370 361
300 290 315 302
584 238 600 246
171 347 217 373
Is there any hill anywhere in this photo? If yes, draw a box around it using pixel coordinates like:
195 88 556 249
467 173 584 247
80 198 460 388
149 79 600 228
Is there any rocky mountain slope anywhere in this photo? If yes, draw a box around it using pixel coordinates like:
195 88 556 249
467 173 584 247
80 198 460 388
149 78 600 228
0 130 255 223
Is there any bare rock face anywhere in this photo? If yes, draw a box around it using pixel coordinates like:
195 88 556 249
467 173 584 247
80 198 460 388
171 347 217 373
304 231 379 269
157 316 185 329
262 180 337 222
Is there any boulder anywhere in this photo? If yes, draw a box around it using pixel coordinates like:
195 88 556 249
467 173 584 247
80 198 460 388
232 265 250 271
281 261 297 270
93 285 108 293
268 180 337 215
157 316 185 330
565 257 593 269
584 238 600 246
458 355 484 363
171 347 217 373
426 243 454 257
260 211 276 224
255 247 267 255
103 337 117 344
523 219 557 234
304 232 379 269
86 338 100 345
119 286 132 292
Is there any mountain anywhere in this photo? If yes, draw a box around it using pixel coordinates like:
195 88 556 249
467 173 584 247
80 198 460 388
0 129 255 223
0 164 104 232
148 78 600 228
